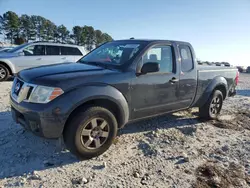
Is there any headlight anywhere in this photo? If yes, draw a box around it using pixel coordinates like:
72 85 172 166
29 86 64 103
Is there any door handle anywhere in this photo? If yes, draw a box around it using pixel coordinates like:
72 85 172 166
169 77 179 84
61 57 66 59
36 58 42 60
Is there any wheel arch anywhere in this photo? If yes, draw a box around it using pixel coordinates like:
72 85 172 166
65 98 126 129
213 84 227 99
0 60 15 76
63 85 130 132
194 76 228 107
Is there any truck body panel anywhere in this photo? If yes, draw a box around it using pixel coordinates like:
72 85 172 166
10 39 238 138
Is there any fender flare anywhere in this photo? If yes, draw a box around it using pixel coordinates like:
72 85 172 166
0 59 16 74
64 85 129 128
194 76 228 107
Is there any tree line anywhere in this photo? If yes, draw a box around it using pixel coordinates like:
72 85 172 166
0 11 113 50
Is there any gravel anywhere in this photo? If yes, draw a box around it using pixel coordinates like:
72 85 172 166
0 73 249 188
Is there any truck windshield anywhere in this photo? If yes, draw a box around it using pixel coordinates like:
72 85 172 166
78 41 145 66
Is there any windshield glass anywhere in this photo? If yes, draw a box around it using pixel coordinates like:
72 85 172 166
78 41 145 66
8 43 30 53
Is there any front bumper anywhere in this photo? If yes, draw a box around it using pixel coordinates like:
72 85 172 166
10 97 67 139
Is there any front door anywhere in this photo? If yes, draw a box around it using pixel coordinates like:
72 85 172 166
131 44 180 119
12 44 46 72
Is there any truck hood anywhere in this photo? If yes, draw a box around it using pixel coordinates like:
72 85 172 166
18 62 118 86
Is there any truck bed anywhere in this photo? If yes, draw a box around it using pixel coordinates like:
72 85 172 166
193 65 238 107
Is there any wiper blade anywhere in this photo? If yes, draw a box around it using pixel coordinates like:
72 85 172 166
79 61 111 70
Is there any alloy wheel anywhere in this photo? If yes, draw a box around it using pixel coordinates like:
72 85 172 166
80 118 109 149
210 96 222 115
0 67 6 79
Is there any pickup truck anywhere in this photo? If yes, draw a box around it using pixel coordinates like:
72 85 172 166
10 39 238 159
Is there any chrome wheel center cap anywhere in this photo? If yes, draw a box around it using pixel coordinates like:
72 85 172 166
91 128 102 138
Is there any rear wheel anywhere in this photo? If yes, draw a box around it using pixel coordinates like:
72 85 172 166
0 64 9 81
64 106 118 159
199 90 223 120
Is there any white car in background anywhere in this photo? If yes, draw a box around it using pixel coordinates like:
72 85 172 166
0 42 87 81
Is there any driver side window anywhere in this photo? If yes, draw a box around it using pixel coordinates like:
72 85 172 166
142 45 173 73
23 45 45 56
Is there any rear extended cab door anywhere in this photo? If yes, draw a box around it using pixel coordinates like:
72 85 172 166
176 42 198 108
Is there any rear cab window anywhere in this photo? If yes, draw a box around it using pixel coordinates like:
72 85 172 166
178 45 194 72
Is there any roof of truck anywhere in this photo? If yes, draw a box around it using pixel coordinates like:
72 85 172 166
115 38 191 45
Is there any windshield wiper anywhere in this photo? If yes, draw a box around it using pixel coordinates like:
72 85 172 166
79 61 113 70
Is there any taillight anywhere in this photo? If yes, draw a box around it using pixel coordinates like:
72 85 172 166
235 71 239 85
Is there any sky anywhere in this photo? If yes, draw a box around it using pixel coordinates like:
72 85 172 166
0 0 250 66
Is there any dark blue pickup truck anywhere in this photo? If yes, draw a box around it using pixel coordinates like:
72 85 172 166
10 39 238 159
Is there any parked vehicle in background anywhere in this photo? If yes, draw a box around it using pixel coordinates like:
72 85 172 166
236 66 244 73
10 39 239 159
0 47 13 53
0 42 86 81
215 62 221 66
221 62 230 67
246 66 250 73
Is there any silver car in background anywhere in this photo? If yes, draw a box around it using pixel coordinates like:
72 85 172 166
0 42 87 81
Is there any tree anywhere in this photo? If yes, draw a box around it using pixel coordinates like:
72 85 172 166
72 26 82 45
95 30 113 46
0 11 20 44
19 14 36 42
57 24 69 43
14 37 26 45
82 25 96 51
95 30 104 46
0 15 6 40
0 11 113 46
32 15 47 41
102 33 113 42
43 20 57 41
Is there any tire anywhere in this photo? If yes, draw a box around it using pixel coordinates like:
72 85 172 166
0 64 10 81
199 90 223 120
64 106 118 159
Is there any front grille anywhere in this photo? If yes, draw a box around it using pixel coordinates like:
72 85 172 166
26 86 34 99
13 79 24 96
11 77 37 103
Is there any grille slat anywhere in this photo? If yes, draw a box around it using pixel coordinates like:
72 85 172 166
11 78 37 103
26 86 34 100
13 79 24 96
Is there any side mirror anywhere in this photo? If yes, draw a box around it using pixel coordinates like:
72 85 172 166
18 51 24 56
141 62 160 74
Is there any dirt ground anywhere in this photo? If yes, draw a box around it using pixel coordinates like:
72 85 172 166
0 74 249 188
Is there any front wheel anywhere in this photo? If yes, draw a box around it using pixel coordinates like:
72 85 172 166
199 90 223 120
0 64 9 81
64 106 118 159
